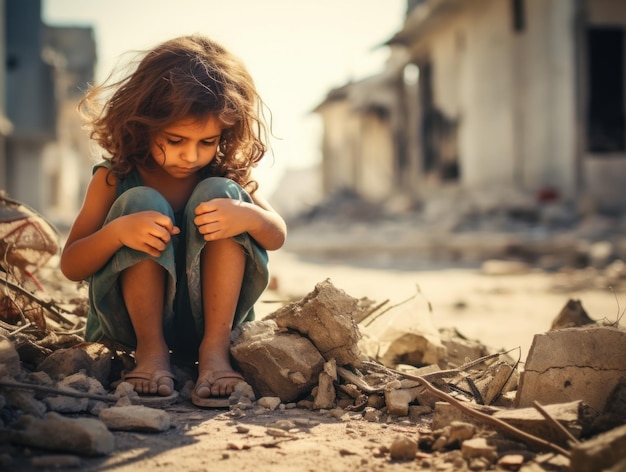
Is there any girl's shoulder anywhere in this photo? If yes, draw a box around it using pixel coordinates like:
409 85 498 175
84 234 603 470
92 159 112 174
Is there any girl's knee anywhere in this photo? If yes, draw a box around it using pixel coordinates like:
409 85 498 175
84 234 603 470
108 187 173 219
190 177 250 204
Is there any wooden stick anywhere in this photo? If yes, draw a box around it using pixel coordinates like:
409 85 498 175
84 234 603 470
533 400 580 445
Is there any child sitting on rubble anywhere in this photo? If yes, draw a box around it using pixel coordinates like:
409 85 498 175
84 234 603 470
60 35 286 407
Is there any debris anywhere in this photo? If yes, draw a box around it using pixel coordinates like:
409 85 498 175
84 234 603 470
266 278 363 367
99 405 171 432
569 423 626 472
360 294 446 368
516 326 626 412
388 435 417 461
231 320 325 402
550 299 595 330
5 412 114 456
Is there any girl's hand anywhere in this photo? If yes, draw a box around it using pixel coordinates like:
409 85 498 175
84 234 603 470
193 198 251 241
117 211 180 257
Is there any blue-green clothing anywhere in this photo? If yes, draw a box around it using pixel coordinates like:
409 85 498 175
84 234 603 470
85 161 269 360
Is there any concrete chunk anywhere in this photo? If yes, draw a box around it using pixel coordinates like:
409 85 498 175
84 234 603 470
570 424 626 472
516 326 626 412
8 412 114 456
99 405 170 432
266 279 362 367
231 320 325 402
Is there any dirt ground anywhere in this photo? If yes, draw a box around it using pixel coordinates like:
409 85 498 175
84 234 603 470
8 239 625 472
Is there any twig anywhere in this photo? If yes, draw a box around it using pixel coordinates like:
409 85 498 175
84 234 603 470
356 299 389 324
0 379 119 403
533 401 580 446
391 369 571 457
363 287 421 328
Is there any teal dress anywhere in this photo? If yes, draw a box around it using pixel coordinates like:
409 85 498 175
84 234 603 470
85 161 269 361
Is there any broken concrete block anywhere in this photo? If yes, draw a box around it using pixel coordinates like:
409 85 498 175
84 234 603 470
266 279 362 367
570 423 626 472
313 359 337 410
461 437 497 463
8 412 114 456
361 295 446 368
231 320 325 402
385 388 414 417
516 326 626 412
99 405 170 432
493 400 584 446
432 401 491 431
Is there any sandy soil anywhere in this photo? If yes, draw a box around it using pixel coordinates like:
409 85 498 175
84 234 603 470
8 239 624 471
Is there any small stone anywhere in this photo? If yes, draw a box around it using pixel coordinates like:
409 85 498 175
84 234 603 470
257 396 281 410
389 435 417 461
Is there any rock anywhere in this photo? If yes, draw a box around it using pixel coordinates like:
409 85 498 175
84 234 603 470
43 385 89 413
388 435 417 461
71 342 112 387
0 335 20 375
99 405 170 432
8 412 114 456
257 397 281 410
36 348 92 380
516 326 626 412
231 320 325 402
363 407 383 422
3 388 47 417
384 388 413 417
313 359 337 410
550 299 595 330
361 295 446 368
266 279 362 366
570 424 626 472
461 437 497 463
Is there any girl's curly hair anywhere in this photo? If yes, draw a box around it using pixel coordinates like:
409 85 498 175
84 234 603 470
79 35 269 193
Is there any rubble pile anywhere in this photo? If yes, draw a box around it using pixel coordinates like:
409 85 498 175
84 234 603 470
1 196 626 471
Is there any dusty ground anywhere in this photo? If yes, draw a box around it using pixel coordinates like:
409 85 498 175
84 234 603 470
7 240 625 472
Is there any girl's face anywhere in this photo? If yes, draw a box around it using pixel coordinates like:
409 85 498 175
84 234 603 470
150 115 223 179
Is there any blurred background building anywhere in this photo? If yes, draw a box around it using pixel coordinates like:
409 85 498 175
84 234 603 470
0 0 95 224
315 0 626 216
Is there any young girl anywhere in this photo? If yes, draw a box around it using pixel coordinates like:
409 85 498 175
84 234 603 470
61 35 286 407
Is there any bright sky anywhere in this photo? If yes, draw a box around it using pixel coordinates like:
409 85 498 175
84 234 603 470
42 0 406 193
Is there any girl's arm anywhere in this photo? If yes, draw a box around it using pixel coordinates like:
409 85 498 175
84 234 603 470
193 192 287 251
60 168 179 281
